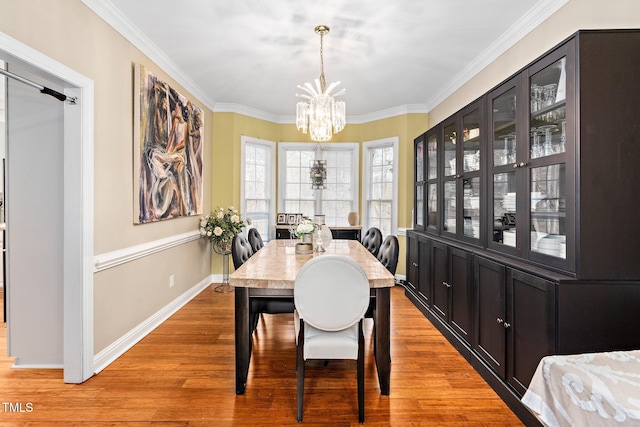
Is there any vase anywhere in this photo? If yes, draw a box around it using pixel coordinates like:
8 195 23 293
302 234 312 244
348 211 359 226
212 241 233 293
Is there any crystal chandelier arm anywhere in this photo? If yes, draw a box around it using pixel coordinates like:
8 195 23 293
324 81 344 96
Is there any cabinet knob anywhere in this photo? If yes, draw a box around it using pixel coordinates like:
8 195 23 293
519 162 527 167
496 317 504 324
503 322 511 329
443 281 451 288
413 262 418 267
455 174 463 179
512 163 518 169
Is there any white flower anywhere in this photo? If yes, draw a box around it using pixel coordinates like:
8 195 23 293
247 217 252 225
296 221 315 234
207 231 212 237
228 206 235 211
200 217 207 226
214 226 223 236
199 227 206 236
217 211 224 219
231 214 240 223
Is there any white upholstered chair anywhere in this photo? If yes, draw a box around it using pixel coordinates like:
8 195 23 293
294 254 370 423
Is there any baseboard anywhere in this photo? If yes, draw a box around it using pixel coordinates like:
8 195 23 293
92 275 213 374
11 361 63 369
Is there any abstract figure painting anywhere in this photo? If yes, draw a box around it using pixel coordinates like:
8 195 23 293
134 64 204 223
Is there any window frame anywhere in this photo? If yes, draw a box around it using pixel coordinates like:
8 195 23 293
362 137 399 236
277 142 359 225
240 135 276 240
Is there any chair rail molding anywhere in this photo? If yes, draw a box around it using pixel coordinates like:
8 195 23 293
93 230 201 272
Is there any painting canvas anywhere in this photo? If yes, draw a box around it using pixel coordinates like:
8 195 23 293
134 64 204 223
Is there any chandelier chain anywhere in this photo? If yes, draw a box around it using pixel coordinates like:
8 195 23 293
319 30 326 92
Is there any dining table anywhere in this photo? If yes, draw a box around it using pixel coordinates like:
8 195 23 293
229 238 395 395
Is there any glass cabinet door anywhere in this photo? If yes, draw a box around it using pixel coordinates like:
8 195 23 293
490 85 519 249
463 177 480 238
530 164 566 258
461 107 481 240
426 130 439 232
529 56 567 259
444 123 456 177
414 136 425 230
530 57 566 159
443 123 457 234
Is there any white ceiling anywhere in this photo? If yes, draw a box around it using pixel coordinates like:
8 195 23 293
89 0 565 121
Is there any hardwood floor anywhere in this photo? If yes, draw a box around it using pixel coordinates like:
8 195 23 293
0 285 523 426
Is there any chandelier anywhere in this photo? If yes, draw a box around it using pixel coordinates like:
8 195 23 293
296 25 346 142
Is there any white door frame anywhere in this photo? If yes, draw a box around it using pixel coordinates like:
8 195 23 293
0 31 94 383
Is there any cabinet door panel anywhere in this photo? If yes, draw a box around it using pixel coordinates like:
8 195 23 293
431 242 449 321
406 235 419 291
507 269 556 396
449 248 472 344
474 257 506 378
417 238 432 305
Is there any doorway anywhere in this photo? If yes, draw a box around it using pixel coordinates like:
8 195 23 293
0 32 94 383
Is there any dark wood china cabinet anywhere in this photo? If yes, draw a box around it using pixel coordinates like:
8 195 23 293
405 30 640 425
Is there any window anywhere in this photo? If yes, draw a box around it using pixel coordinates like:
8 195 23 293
362 137 398 237
241 136 276 240
278 142 359 227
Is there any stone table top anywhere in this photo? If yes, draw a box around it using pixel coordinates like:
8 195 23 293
230 239 394 289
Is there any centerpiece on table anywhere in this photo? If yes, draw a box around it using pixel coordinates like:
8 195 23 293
292 218 316 254
199 206 246 292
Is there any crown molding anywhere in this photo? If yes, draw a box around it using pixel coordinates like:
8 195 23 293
213 103 282 123
425 0 569 111
215 103 428 125
81 0 216 110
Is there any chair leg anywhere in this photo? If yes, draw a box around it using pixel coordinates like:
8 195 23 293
297 320 305 422
358 319 365 424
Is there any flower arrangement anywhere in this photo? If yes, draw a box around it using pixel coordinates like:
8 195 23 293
199 206 246 248
293 218 316 238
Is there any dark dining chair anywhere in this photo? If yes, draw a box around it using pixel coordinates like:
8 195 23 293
294 255 370 423
231 234 254 270
232 233 294 331
247 228 264 253
377 235 399 276
361 227 383 257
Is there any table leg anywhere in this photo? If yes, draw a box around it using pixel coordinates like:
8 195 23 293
374 287 390 395
235 287 250 394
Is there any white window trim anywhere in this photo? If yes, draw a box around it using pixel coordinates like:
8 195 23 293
277 142 359 218
362 137 399 235
240 135 276 240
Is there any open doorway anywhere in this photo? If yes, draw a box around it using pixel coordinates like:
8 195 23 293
0 32 94 383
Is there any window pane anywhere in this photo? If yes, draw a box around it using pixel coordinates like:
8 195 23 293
244 141 272 240
280 144 357 227
366 143 394 235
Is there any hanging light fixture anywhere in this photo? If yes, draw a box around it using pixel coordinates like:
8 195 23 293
296 25 346 142
309 142 327 189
